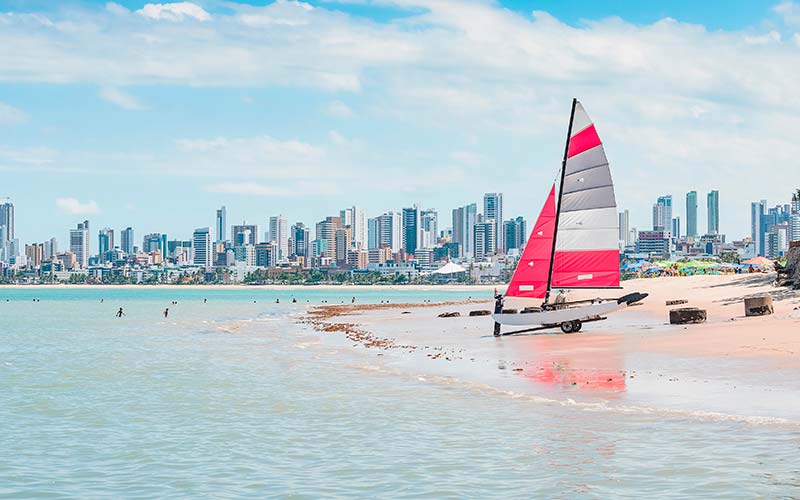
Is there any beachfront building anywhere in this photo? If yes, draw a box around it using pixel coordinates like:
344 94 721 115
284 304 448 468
215 206 227 244
483 193 503 252
142 233 167 259
340 206 367 249
473 221 496 260
686 191 698 238
652 195 672 231
232 224 258 247
452 203 477 258
315 216 341 261
269 215 289 261
751 200 766 256
121 227 135 254
637 230 670 258
291 223 310 263
503 217 527 253
402 205 421 255
707 190 720 235
420 209 438 249
192 227 212 267
69 220 90 269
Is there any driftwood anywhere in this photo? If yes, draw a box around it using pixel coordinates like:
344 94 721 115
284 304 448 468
469 310 492 317
669 307 707 325
438 312 461 318
666 299 688 306
744 296 773 317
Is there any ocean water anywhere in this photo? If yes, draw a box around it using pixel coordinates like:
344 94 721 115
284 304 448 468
1 288 799 499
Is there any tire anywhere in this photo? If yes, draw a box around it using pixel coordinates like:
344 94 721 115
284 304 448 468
560 321 575 333
573 319 582 332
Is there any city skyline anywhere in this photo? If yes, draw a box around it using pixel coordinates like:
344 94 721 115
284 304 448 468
2 1 800 244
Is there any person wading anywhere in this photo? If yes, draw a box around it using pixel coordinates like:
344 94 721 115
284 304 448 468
493 292 504 337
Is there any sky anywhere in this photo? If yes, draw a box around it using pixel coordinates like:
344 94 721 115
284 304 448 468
2 0 800 247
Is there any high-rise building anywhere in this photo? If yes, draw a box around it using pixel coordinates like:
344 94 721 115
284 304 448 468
98 228 114 262
0 198 13 243
452 203 477 258
685 191 698 238
707 190 720 235
335 226 353 265
215 206 227 243
420 209 438 249
671 217 681 241
43 237 58 260
751 200 766 256
255 242 277 267
340 206 367 248
402 205 421 255
503 217 526 252
232 224 258 246
291 223 310 260
193 227 212 267
121 227 135 254
369 212 401 252
142 233 167 258
618 209 631 248
652 195 672 232
473 221 496 260
269 215 289 261
69 220 90 269
483 193 503 252
315 216 341 258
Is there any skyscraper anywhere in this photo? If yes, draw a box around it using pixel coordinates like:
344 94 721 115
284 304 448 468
473 221 496 260
193 227 212 267
0 198 13 243
452 203 477 258
685 191 698 238
215 206 227 243
751 200 766 256
340 206 367 248
291 222 310 260
707 190 720 235
98 228 114 262
618 209 630 248
69 220 90 269
143 233 167 258
402 205 421 255
232 223 258 246
671 217 681 240
420 209 438 249
503 217 527 252
315 216 341 258
483 193 503 252
652 195 672 232
121 227 135 254
269 215 289 261
373 212 402 252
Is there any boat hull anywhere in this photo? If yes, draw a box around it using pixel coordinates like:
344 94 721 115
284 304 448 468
492 301 626 327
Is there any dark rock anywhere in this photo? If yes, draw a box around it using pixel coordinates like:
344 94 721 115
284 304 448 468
438 312 461 318
469 310 491 317
744 296 773 317
666 299 688 306
669 307 707 325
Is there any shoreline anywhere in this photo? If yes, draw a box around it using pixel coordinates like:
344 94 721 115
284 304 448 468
300 274 800 422
0 283 499 291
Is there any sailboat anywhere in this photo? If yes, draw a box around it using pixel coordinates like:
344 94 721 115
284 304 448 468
493 99 647 334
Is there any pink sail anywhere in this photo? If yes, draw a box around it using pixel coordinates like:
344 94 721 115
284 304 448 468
552 101 620 289
506 100 620 300
505 185 556 298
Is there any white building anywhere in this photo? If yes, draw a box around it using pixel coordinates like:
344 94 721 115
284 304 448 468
269 215 289 261
192 227 212 267
69 220 90 269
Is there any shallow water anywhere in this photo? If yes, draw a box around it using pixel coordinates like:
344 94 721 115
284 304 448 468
1 289 799 499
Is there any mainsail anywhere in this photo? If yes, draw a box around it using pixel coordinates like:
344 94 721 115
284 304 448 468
506 99 620 300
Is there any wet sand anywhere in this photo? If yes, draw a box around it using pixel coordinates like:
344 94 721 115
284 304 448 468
301 274 800 424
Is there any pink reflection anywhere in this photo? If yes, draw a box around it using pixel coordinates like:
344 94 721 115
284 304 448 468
520 334 627 393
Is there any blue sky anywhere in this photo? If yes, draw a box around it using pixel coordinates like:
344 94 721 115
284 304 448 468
2 0 800 248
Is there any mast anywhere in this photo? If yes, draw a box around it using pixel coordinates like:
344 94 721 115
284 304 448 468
544 97 577 303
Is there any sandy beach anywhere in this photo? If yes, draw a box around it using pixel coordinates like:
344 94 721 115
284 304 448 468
302 273 800 423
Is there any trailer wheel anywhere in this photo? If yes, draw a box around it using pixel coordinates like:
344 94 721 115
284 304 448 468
574 319 582 332
560 321 575 333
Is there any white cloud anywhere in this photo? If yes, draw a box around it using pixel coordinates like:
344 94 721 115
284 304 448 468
774 1 800 27
105 2 130 16
0 102 27 124
0 145 55 165
325 100 354 118
56 198 100 215
136 2 210 22
744 30 781 45
99 87 144 110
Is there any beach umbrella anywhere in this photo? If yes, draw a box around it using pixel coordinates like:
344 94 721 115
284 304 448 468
742 256 773 267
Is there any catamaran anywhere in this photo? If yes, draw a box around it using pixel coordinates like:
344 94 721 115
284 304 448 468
493 99 647 335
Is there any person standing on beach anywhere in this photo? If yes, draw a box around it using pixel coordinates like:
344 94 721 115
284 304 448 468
164 308 169 318
493 292 504 337
116 307 124 318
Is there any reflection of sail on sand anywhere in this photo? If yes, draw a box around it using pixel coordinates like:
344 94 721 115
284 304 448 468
522 336 627 392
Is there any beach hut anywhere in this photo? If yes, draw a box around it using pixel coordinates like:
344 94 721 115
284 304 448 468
431 262 467 283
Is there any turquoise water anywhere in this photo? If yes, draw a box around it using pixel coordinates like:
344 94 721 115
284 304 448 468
1 288 799 499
